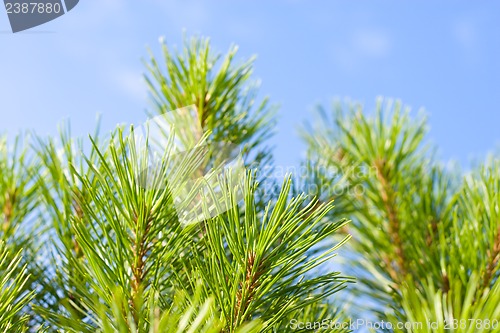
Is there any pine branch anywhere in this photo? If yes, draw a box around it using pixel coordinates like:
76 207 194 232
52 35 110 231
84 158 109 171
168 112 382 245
0 242 33 333
302 98 500 332
193 174 352 332
481 224 500 293
374 158 407 281
144 36 276 170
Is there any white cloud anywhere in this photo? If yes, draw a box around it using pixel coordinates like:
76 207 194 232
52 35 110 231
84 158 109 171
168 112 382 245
452 19 476 49
330 28 391 73
352 30 391 57
113 69 148 102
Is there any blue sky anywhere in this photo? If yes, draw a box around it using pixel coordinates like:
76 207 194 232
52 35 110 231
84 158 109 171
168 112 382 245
1 1 499 169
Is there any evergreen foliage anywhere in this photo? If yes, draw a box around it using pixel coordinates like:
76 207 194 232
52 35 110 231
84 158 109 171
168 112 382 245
303 99 500 332
0 243 32 333
1 36 499 333
0 37 349 332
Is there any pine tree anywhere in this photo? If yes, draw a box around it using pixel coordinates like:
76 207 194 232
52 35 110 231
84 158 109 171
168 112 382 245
0 37 351 332
302 98 500 332
4 35 498 333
